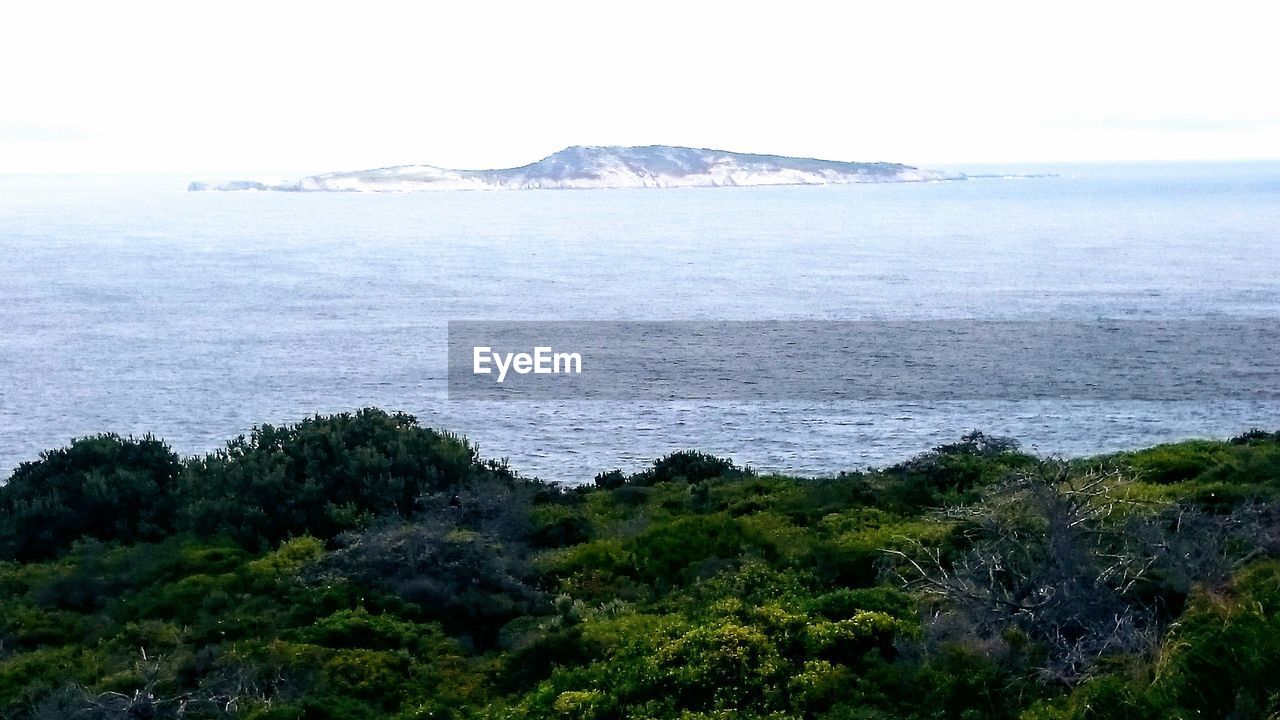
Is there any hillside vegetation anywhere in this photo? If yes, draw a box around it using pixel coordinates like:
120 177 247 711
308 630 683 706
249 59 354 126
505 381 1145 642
1 409 1279 719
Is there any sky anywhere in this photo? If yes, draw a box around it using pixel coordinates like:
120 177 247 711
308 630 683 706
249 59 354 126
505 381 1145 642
2 0 1279 174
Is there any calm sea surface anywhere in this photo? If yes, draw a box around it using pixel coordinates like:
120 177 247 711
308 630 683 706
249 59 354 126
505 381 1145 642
2 163 1278 481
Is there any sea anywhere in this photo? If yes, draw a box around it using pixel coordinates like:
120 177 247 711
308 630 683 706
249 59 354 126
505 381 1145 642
2 162 1278 482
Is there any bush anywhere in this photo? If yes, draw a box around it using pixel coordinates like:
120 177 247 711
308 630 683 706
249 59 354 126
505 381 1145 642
1126 441 1231 485
631 515 748 584
629 451 749 487
530 506 592 548
176 409 510 548
0 434 181 561
878 431 1033 510
1230 429 1280 445
1143 561 1280 718
320 477 545 646
593 469 627 490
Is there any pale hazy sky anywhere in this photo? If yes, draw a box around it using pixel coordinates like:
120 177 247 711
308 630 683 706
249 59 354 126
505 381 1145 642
2 0 1278 174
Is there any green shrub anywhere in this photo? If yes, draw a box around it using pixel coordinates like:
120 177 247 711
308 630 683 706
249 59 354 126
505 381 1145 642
628 451 749 487
176 409 509 549
1126 441 1231 485
877 432 1033 510
0 434 181 561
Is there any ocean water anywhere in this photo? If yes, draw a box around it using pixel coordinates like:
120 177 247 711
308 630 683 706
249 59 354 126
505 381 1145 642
1 162 1278 482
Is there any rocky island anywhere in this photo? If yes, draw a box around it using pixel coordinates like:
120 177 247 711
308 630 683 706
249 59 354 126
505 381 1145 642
188 145 958 192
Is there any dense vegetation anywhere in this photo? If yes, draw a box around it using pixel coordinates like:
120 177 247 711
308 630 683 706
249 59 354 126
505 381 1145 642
2 409 1279 719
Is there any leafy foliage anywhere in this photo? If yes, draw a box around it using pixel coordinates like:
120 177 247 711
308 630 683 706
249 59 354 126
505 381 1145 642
0 412 1278 718
174 409 515 549
0 434 181 561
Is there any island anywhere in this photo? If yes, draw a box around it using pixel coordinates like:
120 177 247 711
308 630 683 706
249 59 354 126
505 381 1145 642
187 145 959 192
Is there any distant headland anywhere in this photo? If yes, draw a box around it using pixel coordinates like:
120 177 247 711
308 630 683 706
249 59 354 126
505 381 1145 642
187 145 962 192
